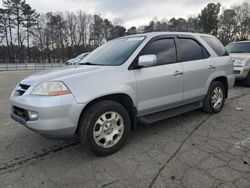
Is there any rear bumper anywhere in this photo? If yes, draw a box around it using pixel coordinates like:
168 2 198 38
227 74 235 89
10 94 84 139
234 66 250 80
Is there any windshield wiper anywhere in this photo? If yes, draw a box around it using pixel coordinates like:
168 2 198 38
79 62 100 65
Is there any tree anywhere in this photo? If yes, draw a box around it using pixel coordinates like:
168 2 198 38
110 25 126 39
187 17 201 32
9 0 26 62
90 15 104 47
46 12 67 61
65 12 77 47
218 9 237 45
2 0 15 62
0 8 10 56
22 3 39 63
168 17 188 32
127 26 137 35
103 18 113 41
144 20 155 32
0 10 4 43
33 14 46 60
232 2 250 40
198 3 221 35
77 11 90 47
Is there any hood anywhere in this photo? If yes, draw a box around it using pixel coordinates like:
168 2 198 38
229 53 250 60
21 65 109 86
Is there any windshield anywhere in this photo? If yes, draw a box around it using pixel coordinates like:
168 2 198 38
225 42 250 53
79 37 145 66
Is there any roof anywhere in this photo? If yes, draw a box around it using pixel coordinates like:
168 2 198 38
120 32 212 39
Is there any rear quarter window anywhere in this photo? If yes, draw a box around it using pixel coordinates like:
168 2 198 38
201 36 229 57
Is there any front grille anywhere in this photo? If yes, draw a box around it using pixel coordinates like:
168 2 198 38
15 84 30 96
13 106 29 121
233 70 241 74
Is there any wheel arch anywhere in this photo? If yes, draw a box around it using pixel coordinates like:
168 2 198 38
76 93 137 135
211 76 228 98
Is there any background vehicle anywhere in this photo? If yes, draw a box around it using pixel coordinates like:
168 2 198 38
10 32 234 156
226 41 250 86
66 52 89 65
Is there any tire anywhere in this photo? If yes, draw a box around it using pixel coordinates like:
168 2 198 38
202 81 226 114
78 100 131 156
243 72 250 87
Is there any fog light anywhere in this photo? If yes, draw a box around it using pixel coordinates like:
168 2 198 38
28 111 39 121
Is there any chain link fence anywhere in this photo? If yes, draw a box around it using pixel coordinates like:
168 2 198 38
0 58 67 71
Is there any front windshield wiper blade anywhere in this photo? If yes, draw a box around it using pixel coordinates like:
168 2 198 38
79 62 100 65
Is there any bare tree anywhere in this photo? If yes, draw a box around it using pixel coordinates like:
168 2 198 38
77 10 90 47
218 9 237 45
3 0 15 62
232 2 250 40
0 8 11 60
90 14 104 48
22 3 39 63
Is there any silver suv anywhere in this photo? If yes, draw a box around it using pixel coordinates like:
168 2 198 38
10 32 235 156
225 41 250 86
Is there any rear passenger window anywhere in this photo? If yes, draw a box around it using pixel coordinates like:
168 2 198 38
141 38 177 65
201 36 229 56
179 38 204 62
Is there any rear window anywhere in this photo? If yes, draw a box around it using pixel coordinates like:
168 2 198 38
179 38 206 62
201 36 228 56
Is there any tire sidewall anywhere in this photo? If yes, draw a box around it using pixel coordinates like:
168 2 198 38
80 101 131 156
208 82 225 113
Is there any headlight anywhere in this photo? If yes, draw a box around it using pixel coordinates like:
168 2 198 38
234 59 245 67
31 81 71 96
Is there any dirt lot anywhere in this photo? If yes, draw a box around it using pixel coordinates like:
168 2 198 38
0 70 250 188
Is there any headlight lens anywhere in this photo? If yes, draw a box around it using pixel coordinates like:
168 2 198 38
31 81 71 96
234 59 245 67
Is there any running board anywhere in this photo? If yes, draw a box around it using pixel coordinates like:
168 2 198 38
138 101 203 124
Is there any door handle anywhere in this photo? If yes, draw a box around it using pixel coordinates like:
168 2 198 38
173 70 183 76
209 65 216 70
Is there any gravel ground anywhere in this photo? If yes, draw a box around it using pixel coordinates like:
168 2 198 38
0 70 249 188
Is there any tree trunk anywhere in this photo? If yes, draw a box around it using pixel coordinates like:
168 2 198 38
3 20 11 63
8 18 14 63
27 28 30 63
17 12 21 64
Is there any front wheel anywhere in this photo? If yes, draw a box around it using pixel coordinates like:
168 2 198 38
78 100 131 156
202 81 226 114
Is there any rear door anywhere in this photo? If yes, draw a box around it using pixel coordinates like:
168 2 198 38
177 37 211 104
135 37 184 116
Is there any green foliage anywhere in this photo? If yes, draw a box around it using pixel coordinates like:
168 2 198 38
198 3 221 35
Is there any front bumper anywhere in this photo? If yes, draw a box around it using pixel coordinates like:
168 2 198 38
233 66 250 80
10 93 84 138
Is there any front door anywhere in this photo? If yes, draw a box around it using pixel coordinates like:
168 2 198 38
135 37 184 116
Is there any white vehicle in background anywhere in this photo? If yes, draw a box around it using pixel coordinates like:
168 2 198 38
66 52 89 65
226 41 250 86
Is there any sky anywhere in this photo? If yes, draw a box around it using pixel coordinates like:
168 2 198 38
2 0 245 28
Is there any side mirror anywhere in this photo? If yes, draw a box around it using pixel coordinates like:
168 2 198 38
138 55 157 68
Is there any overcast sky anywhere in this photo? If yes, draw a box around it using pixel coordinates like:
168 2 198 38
3 0 245 28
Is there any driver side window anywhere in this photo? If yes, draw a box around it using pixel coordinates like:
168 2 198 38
141 38 177 65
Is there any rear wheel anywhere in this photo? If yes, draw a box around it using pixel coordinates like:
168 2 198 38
202 81 226 114
78 100 131 156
